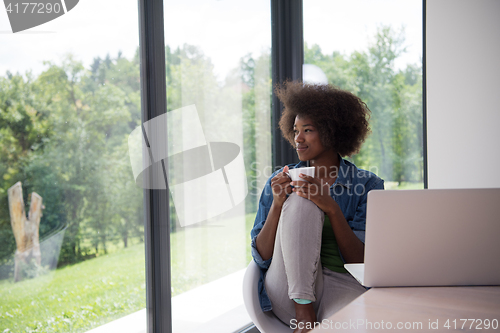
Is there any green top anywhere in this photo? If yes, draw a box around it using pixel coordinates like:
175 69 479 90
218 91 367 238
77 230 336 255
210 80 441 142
320 214 348 273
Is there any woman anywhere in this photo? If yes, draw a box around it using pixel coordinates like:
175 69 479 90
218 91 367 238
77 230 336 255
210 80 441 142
250 81 384 332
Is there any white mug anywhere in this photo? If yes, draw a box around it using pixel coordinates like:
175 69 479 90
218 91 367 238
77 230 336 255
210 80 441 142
286 166 315 182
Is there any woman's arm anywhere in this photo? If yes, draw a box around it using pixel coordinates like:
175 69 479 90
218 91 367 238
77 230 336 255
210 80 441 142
255 166 292 261
255 201 283 261
324 203 364 263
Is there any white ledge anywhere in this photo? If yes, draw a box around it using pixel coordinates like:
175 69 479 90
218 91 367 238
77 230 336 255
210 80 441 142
86 268 251 333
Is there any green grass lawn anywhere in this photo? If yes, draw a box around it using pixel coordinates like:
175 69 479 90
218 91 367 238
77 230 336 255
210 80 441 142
384 181 424 190
0 244 146 333
0 212 257 333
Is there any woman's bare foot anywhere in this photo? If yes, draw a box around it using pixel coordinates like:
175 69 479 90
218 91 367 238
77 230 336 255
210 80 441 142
293 303 317 333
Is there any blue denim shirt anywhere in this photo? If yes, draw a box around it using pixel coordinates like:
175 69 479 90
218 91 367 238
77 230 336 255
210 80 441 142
250 157 384 312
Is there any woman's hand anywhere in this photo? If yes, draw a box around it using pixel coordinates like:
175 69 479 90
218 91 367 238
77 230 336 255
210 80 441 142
271 165 292 207
291 174 336 214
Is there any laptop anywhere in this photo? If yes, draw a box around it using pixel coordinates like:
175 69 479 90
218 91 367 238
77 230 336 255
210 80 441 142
345 188 500 287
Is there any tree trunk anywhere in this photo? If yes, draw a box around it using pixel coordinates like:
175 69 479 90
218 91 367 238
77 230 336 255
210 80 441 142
123 233 128 248
8 181 44 282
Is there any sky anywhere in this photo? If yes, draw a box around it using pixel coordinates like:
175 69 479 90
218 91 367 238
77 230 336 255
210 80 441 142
0 0 422 79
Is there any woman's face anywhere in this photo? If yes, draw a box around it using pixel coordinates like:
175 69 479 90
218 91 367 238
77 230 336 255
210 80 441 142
293 115 330 162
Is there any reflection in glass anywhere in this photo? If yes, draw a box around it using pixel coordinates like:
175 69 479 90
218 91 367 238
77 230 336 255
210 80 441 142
164 0 272 331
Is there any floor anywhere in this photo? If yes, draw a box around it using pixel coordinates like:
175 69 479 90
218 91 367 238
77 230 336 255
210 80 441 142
85 268 253 333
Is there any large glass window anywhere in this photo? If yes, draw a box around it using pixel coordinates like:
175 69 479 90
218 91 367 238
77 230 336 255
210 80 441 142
0 2 145 332
303 0 424 189
163 0 271 331
1 1 425 331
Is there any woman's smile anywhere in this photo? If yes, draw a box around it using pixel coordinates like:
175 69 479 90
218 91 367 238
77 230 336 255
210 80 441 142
296 144 308 152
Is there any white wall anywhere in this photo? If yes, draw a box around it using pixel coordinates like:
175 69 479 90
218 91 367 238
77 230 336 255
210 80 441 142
426 0 500 189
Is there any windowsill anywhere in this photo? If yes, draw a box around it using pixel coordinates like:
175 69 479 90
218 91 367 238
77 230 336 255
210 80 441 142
85 268 251 333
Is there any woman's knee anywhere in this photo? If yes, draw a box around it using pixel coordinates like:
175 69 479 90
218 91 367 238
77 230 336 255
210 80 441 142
282 193 323 219
283 192 320 211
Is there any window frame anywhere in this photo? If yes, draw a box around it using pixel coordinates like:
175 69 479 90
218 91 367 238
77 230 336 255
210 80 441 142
138 1 172 332
423 0 428 189
271 0 303 169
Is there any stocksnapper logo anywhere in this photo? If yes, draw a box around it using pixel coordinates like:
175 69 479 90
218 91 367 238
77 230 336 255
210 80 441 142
4 0 79 33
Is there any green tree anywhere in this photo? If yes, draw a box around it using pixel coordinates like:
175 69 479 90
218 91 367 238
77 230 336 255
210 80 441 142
1 51 144 269
0 71 53 264
304 26 423 184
